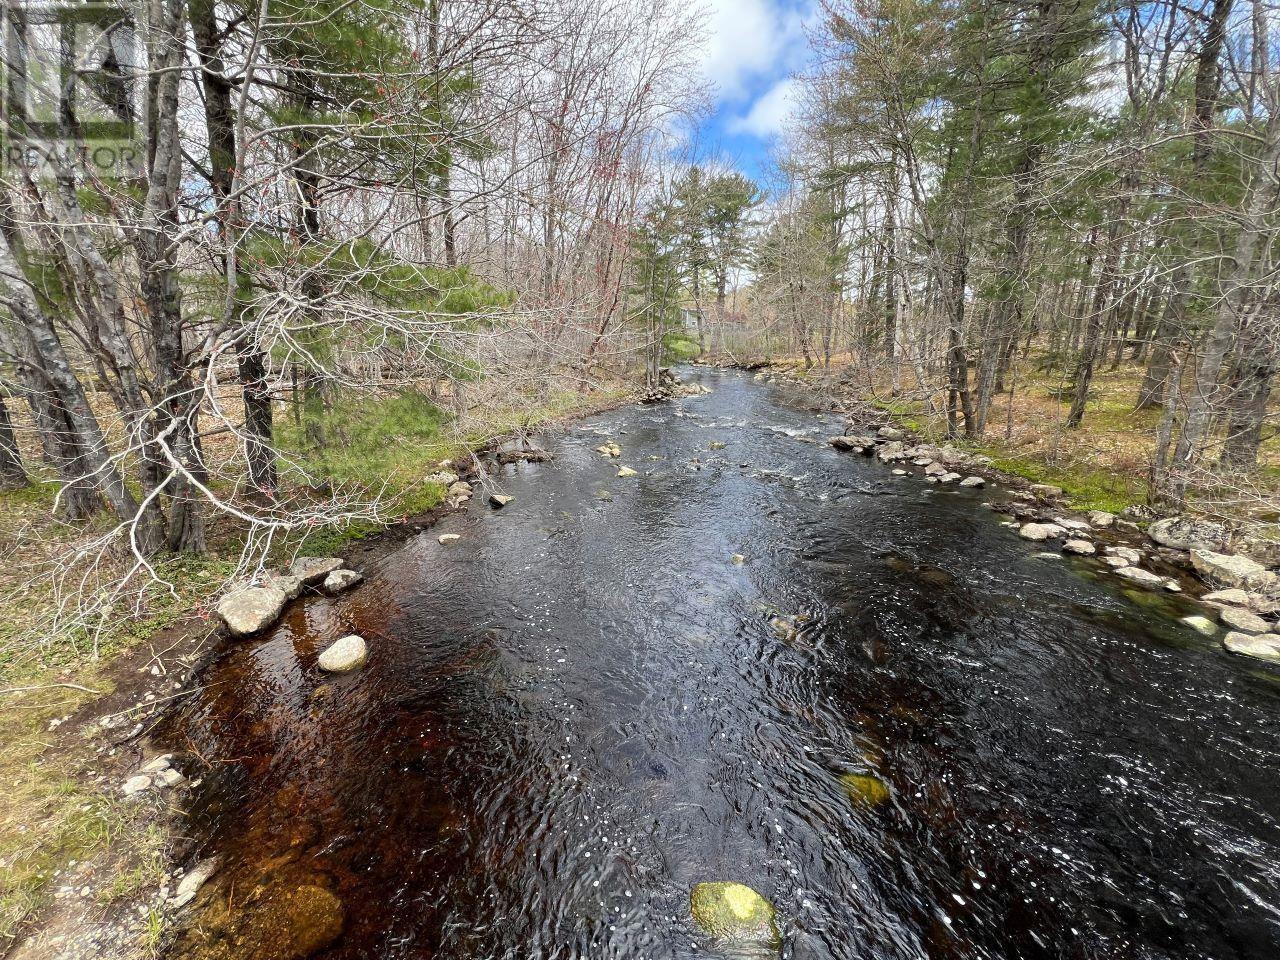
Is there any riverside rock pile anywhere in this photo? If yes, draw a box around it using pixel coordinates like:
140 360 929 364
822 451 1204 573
826 410 1280 665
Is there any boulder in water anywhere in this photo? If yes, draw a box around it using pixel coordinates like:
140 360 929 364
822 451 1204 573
689 882 781 949
1219 606 1270 634
438 533 461 545
217 585 288 637
1019 522 1064 541
1201 588 1249 606
617 466 639 477
489 493 515 508
1222 632 1280 664
959 476 985 488
290 556 345 586
318 635 367 673
322 569 362 594
1062 539 1095 556
1115 566 1165 587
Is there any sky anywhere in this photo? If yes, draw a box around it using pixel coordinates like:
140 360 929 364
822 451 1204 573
693 0 817 185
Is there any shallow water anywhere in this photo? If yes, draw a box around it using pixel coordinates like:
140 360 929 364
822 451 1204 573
164 368 1280 960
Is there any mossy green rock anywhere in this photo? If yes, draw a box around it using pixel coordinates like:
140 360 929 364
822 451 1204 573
840 772 890 808
690 881 780 948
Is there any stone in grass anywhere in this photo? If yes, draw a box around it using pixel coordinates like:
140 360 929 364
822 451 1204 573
617 466 639 477
1219 606 1270 635
1222 631 1280 664
317 635 367 673
840 772 890 808
122 775 152 797
322 569 362 594
1181 615 1217 636
690 882 781 950
217 585 288 638
489 494 515 508
1062 539 1095 556
1029 483 1064 499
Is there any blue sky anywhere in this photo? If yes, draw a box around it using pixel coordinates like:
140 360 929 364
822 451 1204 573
692 0 816 185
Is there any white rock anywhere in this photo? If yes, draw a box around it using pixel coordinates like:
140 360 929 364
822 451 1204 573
1115 566 1165 587
1054 518 1092 532
424 471 459 485
438 533 461 545
157 768 185 788
1105 545 1142 564
140 754 172 774
289 556 345 586
1148 515 1228 552
267 574 305 600
617 466 639 477
317 634 368 673
959 476 985 488
216 586 288 638
891 469 907 476
1019 522 1065 541
924 462 947 476
1062 539 1095 555
1219 606 1270 635
447 480 473 499
1102 556 1130 568
1222 632 1280 664
322 569 363 594
1191 549 1277 591
169 858 220 910
122 775 152 797
1087 511 1116 528
939 472 962 483
1201 588 1250 606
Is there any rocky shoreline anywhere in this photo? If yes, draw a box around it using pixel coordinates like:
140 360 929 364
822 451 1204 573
820 397 1280 665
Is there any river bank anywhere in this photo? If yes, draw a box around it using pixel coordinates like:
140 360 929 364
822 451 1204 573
0 381 636 960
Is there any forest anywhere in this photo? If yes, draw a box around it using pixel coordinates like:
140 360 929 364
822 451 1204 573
1 0 1280 954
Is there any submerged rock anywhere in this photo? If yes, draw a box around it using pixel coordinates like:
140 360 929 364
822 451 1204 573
1181 615 1218 636
317 635 367 673
217 585 288 637
193 883 344 960
840 772 890 808
1222 632 1280 664
689 882 781 949
322 569 362 594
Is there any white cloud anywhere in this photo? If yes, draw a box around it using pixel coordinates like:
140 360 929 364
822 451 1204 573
727 77 796 137
698 0 810 104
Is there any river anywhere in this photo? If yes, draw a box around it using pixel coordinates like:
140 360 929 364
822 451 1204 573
163 367 1280 960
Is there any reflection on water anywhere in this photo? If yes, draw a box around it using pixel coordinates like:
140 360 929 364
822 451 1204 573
163 368 1280 960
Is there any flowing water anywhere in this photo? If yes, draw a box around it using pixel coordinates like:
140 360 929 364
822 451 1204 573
164 368 1280 960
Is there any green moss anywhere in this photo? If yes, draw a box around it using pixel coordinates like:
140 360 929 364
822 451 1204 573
976 449 1142 515
663 333 702 362
689 881 780 947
